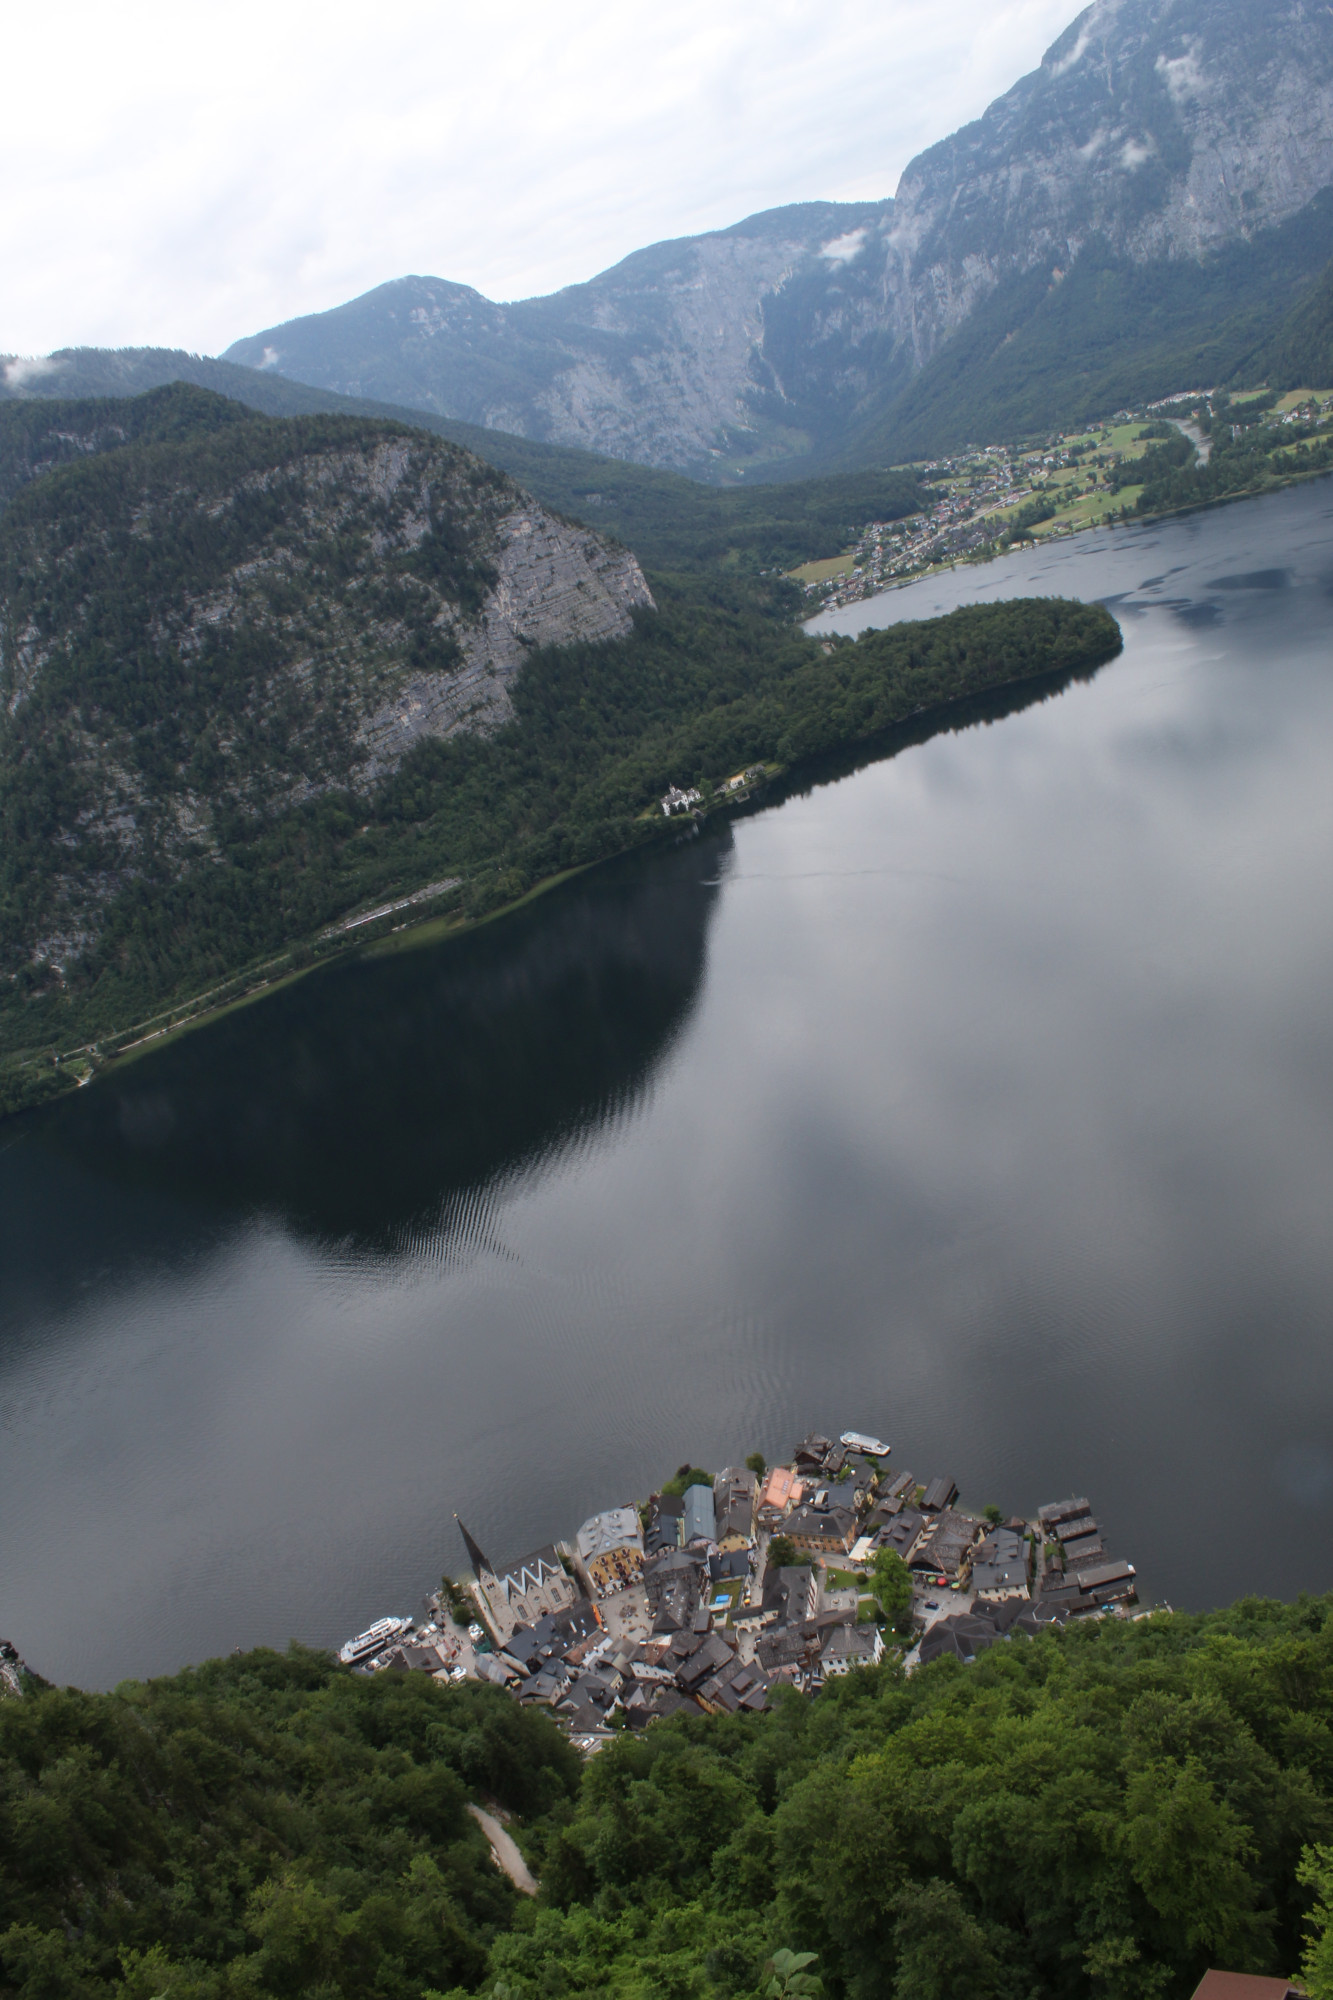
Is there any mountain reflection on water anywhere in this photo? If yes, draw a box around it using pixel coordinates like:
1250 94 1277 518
19 663 1097 1272
3 478 1333 1690
27 835 725 1254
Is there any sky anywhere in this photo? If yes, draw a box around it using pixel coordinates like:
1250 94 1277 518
3 0 1080 361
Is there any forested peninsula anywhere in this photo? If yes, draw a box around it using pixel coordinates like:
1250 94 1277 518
0 387 1120 1118
6 1597 1333 2000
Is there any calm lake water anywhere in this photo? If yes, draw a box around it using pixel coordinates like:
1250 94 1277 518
5 481 1333 1688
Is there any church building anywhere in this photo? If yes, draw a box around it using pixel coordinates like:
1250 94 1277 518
455 1517 581 1643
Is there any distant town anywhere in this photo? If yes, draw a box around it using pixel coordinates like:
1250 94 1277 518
794 386 1333 612
337 1428 1141 1754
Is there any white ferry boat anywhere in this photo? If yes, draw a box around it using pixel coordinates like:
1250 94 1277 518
338 1615 409 1664
840 1430 891 1458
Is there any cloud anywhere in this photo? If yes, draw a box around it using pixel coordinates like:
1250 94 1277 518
1156 46 1204 105
3 354 64 388
1120 137 1153 170
1077 126 1111 161
0 0 1080 356
258 345 280 370
1047 20 1090 78
820 227 867 264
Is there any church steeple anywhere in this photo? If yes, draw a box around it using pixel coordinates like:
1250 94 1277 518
455 1515 492 1581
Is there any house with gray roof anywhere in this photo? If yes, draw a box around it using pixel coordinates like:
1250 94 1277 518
683 1483 717 1546
821 1624 884 1675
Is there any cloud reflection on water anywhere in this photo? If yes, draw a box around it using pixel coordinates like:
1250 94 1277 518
2 482 1333 1685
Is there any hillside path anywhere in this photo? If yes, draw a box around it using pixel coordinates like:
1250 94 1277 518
468 1804 538 1895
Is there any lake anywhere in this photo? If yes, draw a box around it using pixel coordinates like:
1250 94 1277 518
4 479 1333 1688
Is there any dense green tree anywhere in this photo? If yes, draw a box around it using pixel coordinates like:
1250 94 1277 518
766 1537 811 1571
5 1598 1333 1999
661 1467 715 1500
871 1549 914 1635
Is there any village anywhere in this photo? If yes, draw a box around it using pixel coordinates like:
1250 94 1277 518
337 1428 1139 1752
795 386 1333 612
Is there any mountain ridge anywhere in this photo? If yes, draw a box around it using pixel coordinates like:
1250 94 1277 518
0 361 928 571
217 0 1333 476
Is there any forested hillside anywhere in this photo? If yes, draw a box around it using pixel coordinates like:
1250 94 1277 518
6 1596 1333 1999
0 382 251 509
1237 259 1333 396
0 383 1116 1119
0 373 928 569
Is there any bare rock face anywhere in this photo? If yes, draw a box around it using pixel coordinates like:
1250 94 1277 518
872 0 1333 365
0 414 652 965
358 503 653 778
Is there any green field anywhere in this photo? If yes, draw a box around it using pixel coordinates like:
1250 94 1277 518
788 549 860 584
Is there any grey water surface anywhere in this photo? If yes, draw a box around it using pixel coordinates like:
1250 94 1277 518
5 481 1333 1687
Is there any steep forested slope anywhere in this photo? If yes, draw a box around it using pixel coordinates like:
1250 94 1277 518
1238 257 1333 392
0 381 251 509
6 1596 1333 1999
0 372 927 568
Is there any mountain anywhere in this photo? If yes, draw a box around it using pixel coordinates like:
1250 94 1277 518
222 0 1333 474
0 350 926 570
0 387 648 978
225 202 895 481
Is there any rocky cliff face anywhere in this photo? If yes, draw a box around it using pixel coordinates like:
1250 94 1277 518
866 0 1333 363
223 0 1333 472
0 403 651 966
356 495 654 779
225 203 891 477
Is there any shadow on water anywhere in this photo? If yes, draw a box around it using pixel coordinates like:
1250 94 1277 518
749 656 1112 816
1207 568 1292 591
7 831 730 1265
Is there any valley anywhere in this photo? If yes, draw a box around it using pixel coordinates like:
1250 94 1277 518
7 3 1333 1996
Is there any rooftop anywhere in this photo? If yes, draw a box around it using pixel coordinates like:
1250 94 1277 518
575 1507 643 1562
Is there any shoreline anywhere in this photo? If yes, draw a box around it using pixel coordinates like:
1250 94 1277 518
332 1425 1142 1749
4 628 1120 1123
800 423 1333 624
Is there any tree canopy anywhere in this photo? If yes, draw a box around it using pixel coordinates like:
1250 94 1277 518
6 1595 1333 1999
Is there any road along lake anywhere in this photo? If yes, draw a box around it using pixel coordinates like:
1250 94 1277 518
4 478 1333 1687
